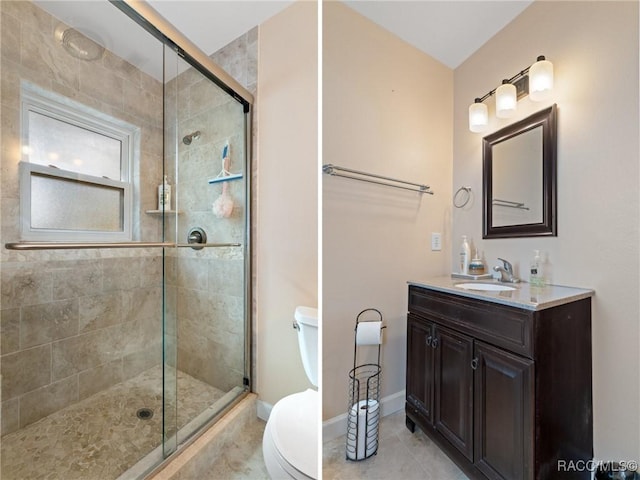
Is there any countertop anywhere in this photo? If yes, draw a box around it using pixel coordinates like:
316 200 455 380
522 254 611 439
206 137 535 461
408 276 594 311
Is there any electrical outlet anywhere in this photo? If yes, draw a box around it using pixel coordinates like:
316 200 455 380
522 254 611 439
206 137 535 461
431 232 442 251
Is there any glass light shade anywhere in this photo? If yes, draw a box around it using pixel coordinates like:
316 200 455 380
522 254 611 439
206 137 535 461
496 82 517 118
468 101 488 133
529 57 553 101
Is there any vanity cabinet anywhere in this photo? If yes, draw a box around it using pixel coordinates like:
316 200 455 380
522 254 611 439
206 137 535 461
407 318 474 459
473 341 533 479
406 285 592 480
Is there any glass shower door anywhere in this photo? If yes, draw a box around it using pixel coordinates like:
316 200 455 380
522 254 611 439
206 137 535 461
0 2 251 477
0 2 171 478
163 47 250 452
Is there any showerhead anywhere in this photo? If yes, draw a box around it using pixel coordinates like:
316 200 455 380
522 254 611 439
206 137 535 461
55 24 105 61
183 131 201 145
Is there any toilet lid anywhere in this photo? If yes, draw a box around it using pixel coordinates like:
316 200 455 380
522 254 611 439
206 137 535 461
295 306 318 327
270 389 318 478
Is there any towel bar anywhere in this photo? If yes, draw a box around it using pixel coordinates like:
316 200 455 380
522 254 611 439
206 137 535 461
323 164 433 195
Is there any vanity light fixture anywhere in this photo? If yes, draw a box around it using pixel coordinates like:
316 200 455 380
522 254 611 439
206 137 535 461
469 99 488 133
529 56 554 101
495 80 517 118
468 55 553 132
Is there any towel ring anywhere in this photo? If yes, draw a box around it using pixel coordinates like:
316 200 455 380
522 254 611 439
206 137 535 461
453 186 472 208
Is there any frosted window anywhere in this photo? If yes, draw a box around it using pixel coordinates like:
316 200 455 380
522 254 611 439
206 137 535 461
20 163 131 241
19 83 137 242
30 174 124 232
27 111 122 180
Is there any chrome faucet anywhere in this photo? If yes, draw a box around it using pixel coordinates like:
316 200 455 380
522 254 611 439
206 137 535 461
493 258 520 283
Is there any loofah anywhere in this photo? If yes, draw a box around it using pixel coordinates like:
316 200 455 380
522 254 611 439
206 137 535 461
212 183 233 218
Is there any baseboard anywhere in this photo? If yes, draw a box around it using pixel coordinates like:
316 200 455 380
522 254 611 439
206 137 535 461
257 399 272 422
322 390 405 442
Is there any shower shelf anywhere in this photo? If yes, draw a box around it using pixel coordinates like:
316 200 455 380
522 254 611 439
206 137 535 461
208 173 243 185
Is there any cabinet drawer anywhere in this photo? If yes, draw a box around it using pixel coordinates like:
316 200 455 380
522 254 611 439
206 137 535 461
408 286 533 358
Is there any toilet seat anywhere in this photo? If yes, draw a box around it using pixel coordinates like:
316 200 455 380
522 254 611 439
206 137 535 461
266 389 318 479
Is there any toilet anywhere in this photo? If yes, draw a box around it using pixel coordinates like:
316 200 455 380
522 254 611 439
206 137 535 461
263 306 318 479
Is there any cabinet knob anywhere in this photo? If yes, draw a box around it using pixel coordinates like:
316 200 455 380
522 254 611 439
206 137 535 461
432 337 439 349
426 335 432 346
471 357 479 370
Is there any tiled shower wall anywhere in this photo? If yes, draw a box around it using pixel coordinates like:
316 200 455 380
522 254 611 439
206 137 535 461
0 1 164 435
1 257 163 435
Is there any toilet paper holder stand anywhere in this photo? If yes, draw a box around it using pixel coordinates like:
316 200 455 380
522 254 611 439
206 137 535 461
346 308 385 461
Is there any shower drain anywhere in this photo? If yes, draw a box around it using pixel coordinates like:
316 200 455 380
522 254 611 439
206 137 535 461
136 408 154 420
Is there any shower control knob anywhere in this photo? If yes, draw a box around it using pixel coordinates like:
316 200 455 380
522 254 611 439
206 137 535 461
187 227 207 250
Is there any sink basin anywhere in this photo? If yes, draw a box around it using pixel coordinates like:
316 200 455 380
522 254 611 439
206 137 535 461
455 283 516 292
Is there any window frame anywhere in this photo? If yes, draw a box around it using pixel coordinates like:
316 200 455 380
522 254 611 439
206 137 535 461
19 82 138 242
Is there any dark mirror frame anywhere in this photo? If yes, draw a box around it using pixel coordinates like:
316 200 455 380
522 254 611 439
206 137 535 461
483 104 557 239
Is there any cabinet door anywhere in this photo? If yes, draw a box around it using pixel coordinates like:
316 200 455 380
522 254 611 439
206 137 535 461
474 341 534 480
434 325 474 461
406 314 434 424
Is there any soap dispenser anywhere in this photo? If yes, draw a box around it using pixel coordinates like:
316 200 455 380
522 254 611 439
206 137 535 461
529 250 545 287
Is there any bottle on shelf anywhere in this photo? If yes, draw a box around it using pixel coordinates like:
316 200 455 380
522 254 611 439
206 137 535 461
158 175 171 210
460 236 471 275
529 250 545 287
468 248 486 275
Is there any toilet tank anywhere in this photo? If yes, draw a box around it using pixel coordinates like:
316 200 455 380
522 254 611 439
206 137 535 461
294 306 318 387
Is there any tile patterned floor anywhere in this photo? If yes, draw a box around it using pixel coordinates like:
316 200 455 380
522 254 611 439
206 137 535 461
323 410 470 480
1 366 226 480
2 383 470 480
205 417 269 480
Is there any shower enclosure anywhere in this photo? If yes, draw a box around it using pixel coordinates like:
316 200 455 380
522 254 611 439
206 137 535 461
0 1 253 478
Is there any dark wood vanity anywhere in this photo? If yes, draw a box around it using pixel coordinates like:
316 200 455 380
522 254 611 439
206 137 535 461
406 281 593 480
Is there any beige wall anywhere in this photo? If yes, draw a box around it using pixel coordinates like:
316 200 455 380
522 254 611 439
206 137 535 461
453 1 639 460
256 1 318 408
322 2 453 420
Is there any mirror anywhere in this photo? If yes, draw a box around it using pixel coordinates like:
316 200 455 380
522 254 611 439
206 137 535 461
483 104 557 238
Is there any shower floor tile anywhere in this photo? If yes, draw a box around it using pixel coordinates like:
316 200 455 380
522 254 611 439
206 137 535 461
1 366 226 480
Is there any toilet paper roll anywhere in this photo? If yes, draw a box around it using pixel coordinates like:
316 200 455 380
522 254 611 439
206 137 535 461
346 399 379 460
355 321 383 345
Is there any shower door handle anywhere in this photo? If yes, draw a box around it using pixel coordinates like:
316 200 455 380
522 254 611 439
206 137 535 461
5 241 175 250
4 241 241 251
175 243 241 248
